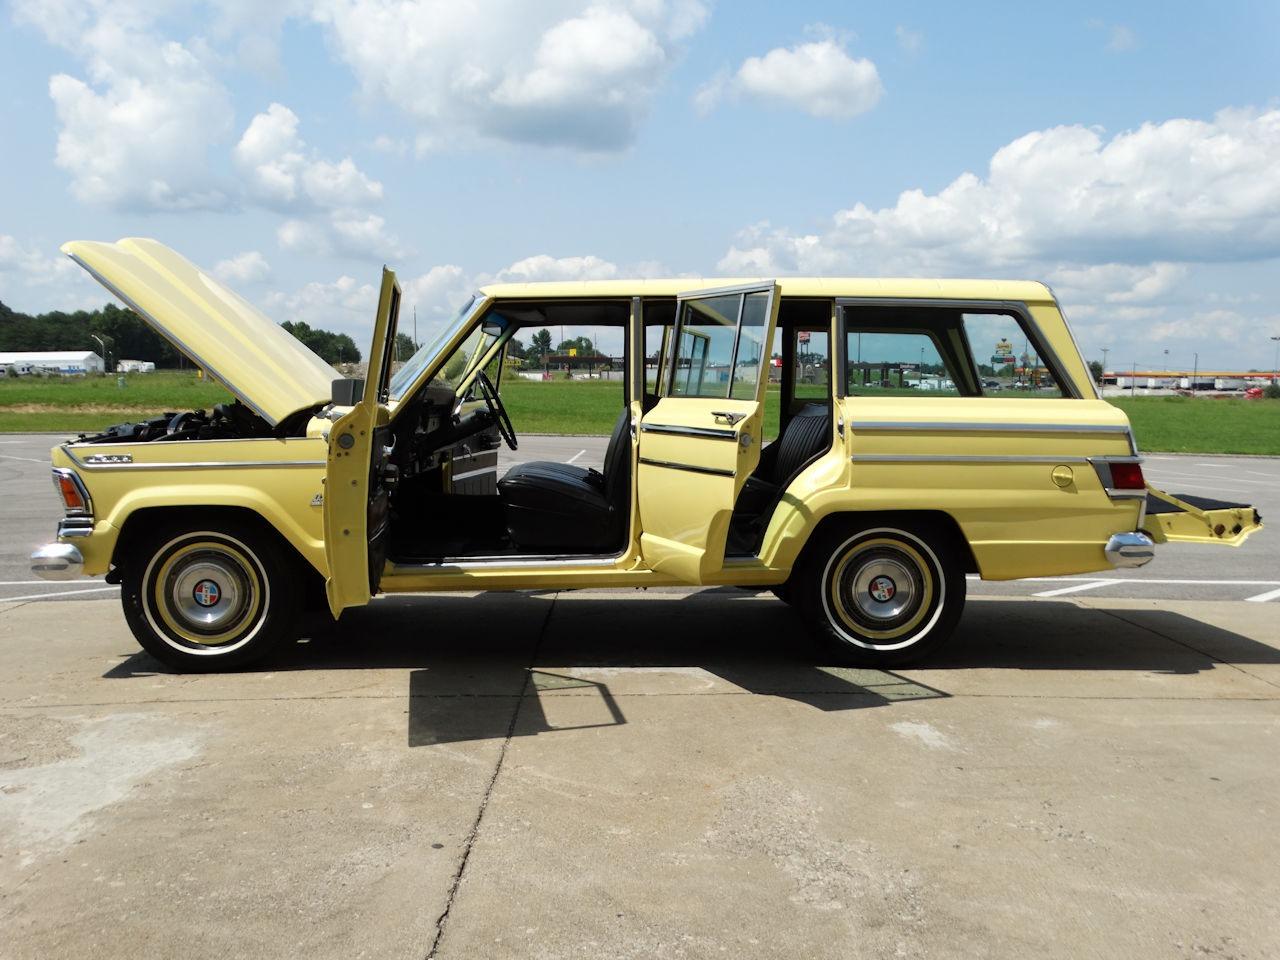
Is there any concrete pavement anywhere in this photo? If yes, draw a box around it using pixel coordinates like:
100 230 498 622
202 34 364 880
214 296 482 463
1 591 1277 958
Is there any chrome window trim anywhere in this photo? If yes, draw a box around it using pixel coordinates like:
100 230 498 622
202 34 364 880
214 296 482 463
640 423 738 441
68 255 281 426
638 457 735 478
834 297 1081 400
667 280 777 400
51 467 93 516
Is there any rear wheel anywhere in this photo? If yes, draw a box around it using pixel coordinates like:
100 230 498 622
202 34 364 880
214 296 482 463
121 522 300 671
795 520 965 667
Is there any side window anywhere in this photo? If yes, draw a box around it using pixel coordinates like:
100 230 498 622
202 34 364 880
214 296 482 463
845 330 960 396
962 312 1066 396
665 288 776 400
670 294 738 398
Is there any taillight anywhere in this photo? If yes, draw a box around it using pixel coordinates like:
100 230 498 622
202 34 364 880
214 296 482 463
1109 461 1145 490
52 469 91 515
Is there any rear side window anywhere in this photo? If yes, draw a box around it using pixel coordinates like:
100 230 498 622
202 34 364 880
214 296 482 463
841 304 1068 398
962 312 1064 396
846 329 959 396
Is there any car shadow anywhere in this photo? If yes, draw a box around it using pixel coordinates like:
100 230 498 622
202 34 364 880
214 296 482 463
101 593 1279 747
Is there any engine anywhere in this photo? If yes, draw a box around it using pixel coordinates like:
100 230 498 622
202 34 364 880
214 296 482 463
79 401 277 443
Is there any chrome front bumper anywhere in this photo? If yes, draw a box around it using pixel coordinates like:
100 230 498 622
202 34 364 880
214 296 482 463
31 543 85 581
1105 531 1155 569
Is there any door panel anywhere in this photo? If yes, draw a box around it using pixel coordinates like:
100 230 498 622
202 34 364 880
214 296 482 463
636 282 779 582
324 268 400 615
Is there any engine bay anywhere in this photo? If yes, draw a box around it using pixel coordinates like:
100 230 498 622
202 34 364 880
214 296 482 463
75 401 298 443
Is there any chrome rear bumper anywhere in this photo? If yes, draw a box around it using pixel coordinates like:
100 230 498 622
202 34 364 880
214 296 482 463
31 543 85 581
1105 531 1155 568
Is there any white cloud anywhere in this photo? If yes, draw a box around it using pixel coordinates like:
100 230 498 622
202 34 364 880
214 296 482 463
483 254 620 283
696 36 883 119
15 1 235 212
277 212 403 261
213 251 272 284
234 103 382 211
1047 262 1186 304
311 0 707 151
0 235 107 311
718 107 1280 276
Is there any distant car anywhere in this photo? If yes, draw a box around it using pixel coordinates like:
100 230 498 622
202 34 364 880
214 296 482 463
32 238 1263 672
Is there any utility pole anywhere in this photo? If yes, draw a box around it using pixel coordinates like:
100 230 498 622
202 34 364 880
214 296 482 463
1131 361 1136 398
1101 347 1110 390
90 334 108 374
1271 336 1280 385
1192 353 1198 393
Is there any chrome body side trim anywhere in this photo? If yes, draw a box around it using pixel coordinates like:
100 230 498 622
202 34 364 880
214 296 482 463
63 447 325 472
848 421 1132 436
640 423 738 441
31 543 86 581
68 254 279 426
850 454 1091 465
638 457 735 478
388 553 626 572
1105 532 1155 568
52 467 93 516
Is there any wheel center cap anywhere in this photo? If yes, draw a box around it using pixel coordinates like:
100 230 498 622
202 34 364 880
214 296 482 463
868 575 897 603
192 579 222 607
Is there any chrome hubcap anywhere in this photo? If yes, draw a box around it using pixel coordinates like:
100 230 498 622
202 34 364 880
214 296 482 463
849 557 916 621
168 555 247 632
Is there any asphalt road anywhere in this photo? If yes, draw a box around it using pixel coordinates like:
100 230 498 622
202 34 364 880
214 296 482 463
4 432 1275 604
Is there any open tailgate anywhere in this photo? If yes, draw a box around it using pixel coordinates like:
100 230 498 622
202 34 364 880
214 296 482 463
1141 488 1262 547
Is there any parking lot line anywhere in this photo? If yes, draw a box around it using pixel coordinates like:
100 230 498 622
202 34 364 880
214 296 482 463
0 586 118 603
1032 580 1111 597
1244 586 1280 603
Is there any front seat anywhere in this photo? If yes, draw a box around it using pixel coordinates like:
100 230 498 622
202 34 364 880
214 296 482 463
498 407 631 553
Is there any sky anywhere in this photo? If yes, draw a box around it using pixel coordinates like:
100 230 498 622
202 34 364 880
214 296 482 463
1 0 1278 372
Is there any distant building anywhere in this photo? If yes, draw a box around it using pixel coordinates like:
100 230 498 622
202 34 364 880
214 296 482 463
0 351 105 375
117 359 156 373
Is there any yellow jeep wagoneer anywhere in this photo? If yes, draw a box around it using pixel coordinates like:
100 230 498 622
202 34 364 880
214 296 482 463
32 239 1261 671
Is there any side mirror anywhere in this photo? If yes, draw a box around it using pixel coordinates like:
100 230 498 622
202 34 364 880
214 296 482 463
331 378 365 405
482 320 504 337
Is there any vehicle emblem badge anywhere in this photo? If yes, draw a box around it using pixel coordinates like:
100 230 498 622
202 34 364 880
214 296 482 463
310 493 324 506
869 576 896 603
193 580 221 607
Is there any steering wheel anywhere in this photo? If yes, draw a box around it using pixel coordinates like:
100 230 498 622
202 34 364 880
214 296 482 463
474 371 517 450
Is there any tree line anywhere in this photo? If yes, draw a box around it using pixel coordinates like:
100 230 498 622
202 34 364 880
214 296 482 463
0 300 363 366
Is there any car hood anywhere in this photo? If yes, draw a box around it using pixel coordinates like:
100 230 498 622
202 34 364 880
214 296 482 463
63 238 339 426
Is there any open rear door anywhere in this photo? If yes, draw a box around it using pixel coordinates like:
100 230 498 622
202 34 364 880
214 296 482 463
636 282 779 582
323 268 400 615
1141 488 1262 546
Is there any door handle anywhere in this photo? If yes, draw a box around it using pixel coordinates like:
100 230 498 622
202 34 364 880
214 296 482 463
711 410 745 426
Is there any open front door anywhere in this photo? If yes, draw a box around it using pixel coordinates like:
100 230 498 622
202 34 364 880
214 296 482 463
323 268 401 615
636 282 779 582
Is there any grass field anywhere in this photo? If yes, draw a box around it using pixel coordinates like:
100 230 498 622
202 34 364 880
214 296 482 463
2 371 1277 454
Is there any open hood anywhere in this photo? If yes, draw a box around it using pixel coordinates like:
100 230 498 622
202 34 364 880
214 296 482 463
63 238 339 426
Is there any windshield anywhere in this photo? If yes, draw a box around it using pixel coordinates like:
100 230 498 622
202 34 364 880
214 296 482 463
387 293 485 400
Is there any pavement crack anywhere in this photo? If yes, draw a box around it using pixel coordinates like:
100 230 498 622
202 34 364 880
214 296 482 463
1093 606 1280 691
424 591 558 960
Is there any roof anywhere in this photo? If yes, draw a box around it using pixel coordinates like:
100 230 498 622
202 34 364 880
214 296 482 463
475 277 1056 302
0 351 103 362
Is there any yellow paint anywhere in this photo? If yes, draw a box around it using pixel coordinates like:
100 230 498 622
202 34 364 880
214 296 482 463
46 241 1261 603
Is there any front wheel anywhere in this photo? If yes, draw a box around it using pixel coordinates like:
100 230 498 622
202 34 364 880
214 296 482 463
121 522 301 671
795 521 965 667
